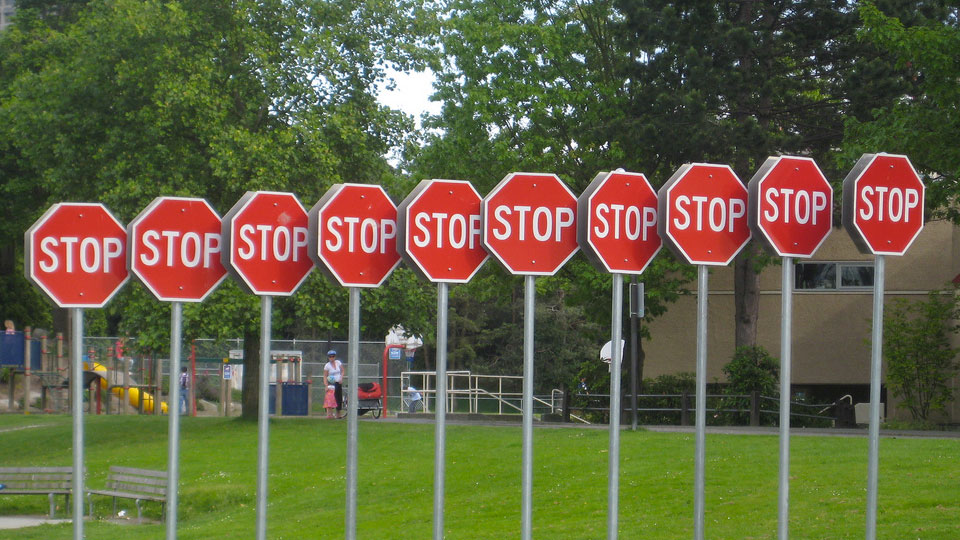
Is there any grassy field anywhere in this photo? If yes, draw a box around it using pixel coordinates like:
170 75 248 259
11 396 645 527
0 414 957 539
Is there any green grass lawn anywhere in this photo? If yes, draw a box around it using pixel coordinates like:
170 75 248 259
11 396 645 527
0 415 957 539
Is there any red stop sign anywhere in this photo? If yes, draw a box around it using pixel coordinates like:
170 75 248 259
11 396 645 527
658 163 751 266
398 179 488 283
309 184 400 288
128 197 227 302
578 170 661 274
748 156 833 257
842 153 924 255
482 173 578 275
24 203 129 308
222 191 313 295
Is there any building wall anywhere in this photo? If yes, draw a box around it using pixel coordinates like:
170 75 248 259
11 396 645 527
0 0 14 32
642 219 959 422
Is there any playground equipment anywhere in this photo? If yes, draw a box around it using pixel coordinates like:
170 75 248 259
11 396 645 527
85 361 168 414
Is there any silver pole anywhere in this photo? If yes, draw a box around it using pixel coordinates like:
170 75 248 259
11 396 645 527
865 255 885 540
433 282 449 540
346 287 361 540
521 275 535 540
778 258 793 540
694 265 708 540
607 274 624 540
255 295 272 540
71 308 84 540
167 302 183 540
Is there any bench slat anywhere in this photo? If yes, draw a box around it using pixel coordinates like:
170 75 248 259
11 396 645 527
109 467 166 478
87 489 165 501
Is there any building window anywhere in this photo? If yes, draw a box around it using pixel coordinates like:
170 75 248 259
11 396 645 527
795 262 874 290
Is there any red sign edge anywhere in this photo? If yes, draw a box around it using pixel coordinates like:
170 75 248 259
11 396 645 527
128 196 227 302
398 179 489 284
747 156 833 258
841 153 925 256
24 202 130 308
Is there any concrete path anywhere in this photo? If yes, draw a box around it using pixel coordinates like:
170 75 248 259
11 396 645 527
0 516 70 529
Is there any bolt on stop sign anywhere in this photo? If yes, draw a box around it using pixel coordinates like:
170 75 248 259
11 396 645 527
25 203 129 308
842 153 924 256
222 191 313 296
658 163 751 266
578 170 661 274
748 156 833 257
482 172 578 275
309 183 400 288
398 179 488 283
128 197 227 302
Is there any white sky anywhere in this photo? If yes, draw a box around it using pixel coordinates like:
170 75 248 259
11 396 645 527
378 68 442 123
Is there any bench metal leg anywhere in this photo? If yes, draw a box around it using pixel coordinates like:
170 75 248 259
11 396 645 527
87 493 93 518
48 493 55 518
135 499 142 521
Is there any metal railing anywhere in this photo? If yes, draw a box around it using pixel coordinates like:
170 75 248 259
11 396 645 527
400 370 563 417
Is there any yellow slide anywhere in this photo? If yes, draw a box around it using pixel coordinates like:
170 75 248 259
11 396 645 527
85 362 168 414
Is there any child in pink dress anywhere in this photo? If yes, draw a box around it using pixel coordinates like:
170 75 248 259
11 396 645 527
324 384 337 418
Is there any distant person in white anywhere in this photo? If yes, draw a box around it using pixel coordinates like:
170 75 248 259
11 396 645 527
406 385 422 413
323 350 344 418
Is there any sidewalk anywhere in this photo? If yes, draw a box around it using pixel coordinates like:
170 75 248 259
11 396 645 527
0 516 70 529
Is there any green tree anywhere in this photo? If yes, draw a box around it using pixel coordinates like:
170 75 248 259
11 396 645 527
415 0 954 364
883 290 960 422
720 345 779 425
0 0 436 418
844 2 960 222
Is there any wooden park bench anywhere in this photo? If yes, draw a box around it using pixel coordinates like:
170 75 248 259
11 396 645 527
0 466 73 517
86 466 167 521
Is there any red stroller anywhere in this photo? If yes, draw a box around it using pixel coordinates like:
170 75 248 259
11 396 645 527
353 382 382 418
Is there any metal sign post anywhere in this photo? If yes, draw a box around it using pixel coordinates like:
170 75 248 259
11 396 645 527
25 203 131 540
693 265 708 540
345 287 360 540
747 155 833 539
521 275 535 540
255 296 272 540
397 179 487 540
865 255 885 540
71 308 84 540
433 282 449 540
657 163 751 540
607 274 624 540
777 258 793 540
167 301 184 540
841 153 924 540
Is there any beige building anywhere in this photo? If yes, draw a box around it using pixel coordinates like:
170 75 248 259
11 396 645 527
643 219 960 423
0 0 13 32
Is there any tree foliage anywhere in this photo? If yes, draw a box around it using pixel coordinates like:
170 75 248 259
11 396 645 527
883 289 960 422
0 0 437 417
844 2 960 222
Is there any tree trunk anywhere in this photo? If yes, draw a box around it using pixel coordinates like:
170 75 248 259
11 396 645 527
734 245 762 349
241 326 260 420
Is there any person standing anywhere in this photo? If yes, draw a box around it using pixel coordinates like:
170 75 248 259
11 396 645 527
179 366 189 415
323 350 344 418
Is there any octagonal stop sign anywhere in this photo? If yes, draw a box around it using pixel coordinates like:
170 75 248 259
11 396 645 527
309 183 401 288
25 203 129 308
128 197 227 302
842 153 924 256
748 156 833 257
221 191 313 296
482 172 578 275
658 163 751 266
578 170 661 274
398 179 488 283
